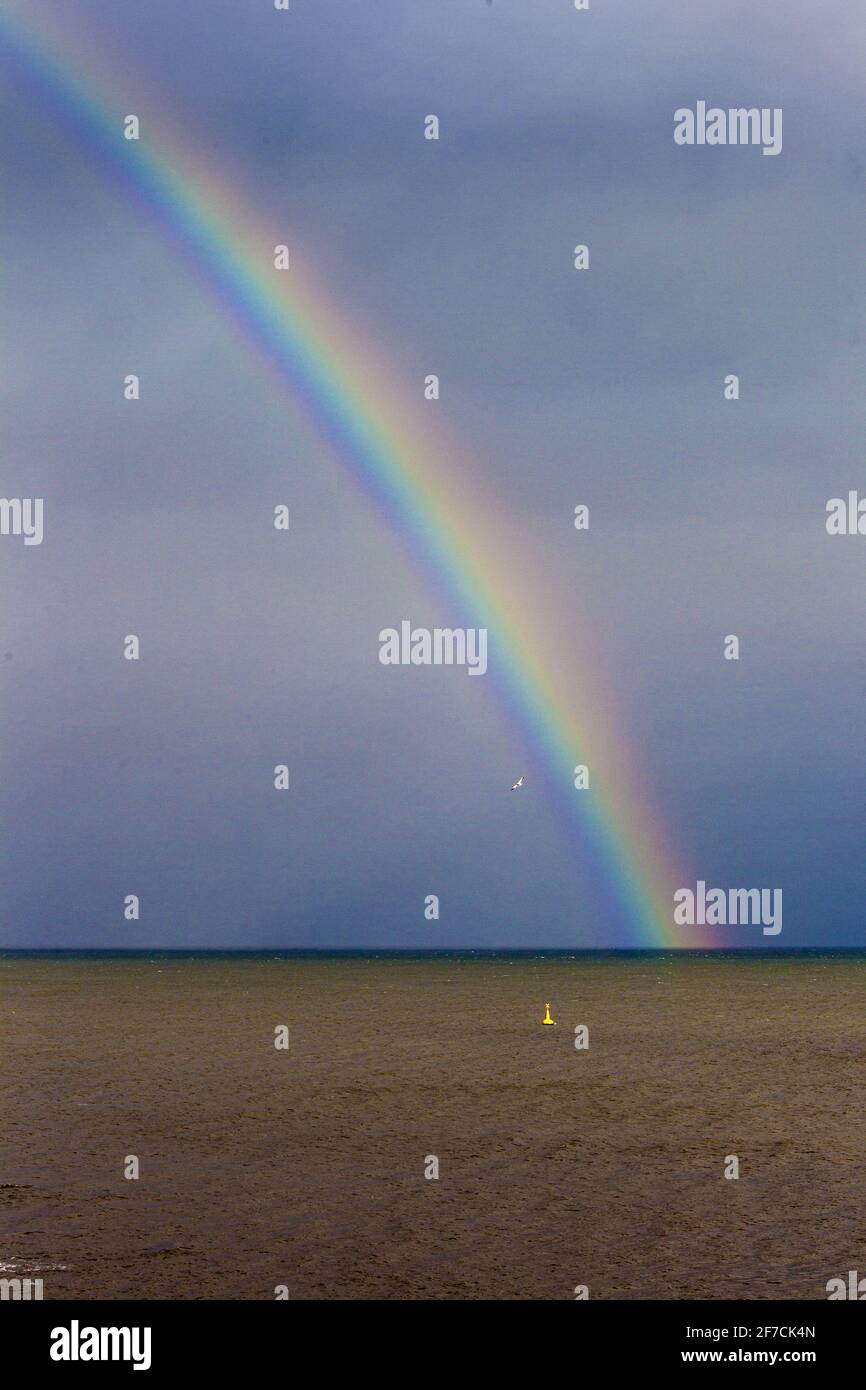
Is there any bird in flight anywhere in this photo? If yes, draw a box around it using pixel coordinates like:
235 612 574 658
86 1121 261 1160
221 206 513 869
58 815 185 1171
510 775 525 791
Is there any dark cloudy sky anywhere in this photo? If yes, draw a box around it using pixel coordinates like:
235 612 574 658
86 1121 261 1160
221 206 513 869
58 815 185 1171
1 0 864 948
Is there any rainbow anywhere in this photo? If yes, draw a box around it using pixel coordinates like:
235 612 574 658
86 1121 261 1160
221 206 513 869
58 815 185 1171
0 4 710 948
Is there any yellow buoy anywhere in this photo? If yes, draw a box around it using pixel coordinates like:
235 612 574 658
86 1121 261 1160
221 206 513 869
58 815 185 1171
542 1002 555 1025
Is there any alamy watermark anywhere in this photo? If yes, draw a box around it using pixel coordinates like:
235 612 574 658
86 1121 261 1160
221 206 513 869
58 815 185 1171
50 1322 152 1371
826 492 866 535
674 102 782 156
0 497 43 545
827 1270 866 1299
1 1275 43 1300
379 620 487 675
674 880 782 936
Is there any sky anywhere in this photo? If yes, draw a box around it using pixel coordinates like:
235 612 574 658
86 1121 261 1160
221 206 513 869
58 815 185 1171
1 0 865 948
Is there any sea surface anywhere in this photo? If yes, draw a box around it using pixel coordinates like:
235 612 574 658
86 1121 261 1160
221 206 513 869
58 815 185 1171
1 949 864 1300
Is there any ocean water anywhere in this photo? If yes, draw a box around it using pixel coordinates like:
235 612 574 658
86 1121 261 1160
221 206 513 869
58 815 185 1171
1 949 864 1301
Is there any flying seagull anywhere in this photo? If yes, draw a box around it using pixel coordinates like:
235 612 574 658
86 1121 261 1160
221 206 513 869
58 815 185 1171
510 775 525 791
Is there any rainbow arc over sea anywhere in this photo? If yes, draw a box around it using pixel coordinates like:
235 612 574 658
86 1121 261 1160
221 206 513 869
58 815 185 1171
0 3 711 948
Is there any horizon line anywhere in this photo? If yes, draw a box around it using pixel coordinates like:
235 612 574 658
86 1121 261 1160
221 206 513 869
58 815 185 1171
0 945 854 956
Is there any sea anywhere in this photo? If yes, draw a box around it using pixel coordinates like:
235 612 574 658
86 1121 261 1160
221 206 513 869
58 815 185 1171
1 949 863 1300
